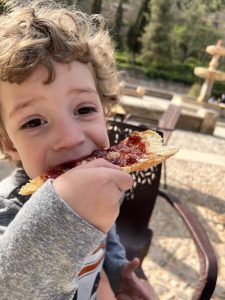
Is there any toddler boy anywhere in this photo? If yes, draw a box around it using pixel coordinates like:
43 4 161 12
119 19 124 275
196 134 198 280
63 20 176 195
0 1 152 299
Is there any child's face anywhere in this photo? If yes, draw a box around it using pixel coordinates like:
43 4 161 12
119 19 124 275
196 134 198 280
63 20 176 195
0 60 110 178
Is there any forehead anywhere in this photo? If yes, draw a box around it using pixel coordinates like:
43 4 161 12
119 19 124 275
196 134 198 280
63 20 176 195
0 61 98 115
1 60 96 94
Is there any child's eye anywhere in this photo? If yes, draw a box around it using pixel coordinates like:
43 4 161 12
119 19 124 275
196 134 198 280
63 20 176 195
21 118 47 129
77 106 98 115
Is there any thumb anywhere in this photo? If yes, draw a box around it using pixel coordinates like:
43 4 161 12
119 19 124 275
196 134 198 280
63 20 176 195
123 257 140 276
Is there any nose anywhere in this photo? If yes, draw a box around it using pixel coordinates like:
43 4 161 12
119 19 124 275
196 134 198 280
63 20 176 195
52 119 85 152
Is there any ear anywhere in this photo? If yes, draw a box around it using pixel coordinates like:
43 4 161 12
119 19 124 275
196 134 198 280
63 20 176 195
1 136 20 161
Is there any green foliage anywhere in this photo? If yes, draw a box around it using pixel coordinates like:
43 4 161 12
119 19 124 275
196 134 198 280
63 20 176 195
145 62 196 84
173 0 223 14
212 81 225 97
187 82 202 97
66 0 75 5
141 0 172 65
116 51 199 85
115 51 129 66
184 57 201 69
77 0 225 86
0 0 5 13
200 0 224 12
126 0 150 59
171 21 221 63
75 0 91 13
113 0 125 50
115 51 134 70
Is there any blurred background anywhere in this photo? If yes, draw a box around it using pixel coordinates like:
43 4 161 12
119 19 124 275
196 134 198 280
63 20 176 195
2 0 225 98
0 1 225 299
32 0 225 99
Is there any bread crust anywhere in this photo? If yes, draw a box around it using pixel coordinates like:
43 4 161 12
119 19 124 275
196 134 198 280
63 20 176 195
121 130 178 173
19 129 179 195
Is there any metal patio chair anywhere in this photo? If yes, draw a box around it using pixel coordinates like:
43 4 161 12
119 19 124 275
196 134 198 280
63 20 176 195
107 119 218 300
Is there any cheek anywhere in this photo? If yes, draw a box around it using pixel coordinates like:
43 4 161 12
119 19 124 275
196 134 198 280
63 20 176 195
93 124 110 148
11 138 44 167
103 132 110 148
18 150 46 179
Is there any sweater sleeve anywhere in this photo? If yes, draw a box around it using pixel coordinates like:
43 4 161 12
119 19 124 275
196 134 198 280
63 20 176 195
104 224 129 293
0 180 105 299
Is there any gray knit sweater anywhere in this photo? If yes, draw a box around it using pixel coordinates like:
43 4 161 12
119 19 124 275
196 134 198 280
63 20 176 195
0 169 127 299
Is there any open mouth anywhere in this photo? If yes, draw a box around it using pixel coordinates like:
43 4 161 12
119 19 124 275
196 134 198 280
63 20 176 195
51 152 99 175
47 147 112 178
57 159 79 171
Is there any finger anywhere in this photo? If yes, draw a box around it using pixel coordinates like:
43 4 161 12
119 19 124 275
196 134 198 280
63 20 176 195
74 158 122 171
123 258 140 276
72 160 133 191
110 168 134 191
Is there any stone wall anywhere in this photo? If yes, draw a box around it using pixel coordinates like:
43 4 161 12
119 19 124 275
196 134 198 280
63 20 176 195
119 94 219 134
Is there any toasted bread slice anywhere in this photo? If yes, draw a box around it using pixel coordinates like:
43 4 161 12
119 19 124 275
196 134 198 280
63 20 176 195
19 130 179 195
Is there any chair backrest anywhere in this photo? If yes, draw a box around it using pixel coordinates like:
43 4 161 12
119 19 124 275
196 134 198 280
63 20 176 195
107 120 218 299
107 120 162 265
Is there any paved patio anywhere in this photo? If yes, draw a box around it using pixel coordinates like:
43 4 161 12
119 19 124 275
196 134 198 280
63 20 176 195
143 128 225 300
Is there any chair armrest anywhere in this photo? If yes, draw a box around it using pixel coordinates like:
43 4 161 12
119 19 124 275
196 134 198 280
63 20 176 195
158 189 218 300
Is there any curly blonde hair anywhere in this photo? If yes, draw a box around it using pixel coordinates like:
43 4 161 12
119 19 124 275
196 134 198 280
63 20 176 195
0 0 120 162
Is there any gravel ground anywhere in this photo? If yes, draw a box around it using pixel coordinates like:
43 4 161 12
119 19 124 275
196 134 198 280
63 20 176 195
143 129 225 300
169 129 225 156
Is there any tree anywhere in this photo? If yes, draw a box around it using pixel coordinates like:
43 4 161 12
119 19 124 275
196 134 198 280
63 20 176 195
66 0 75 5
171 22 221 64
0 0 5 14
91 0 103 14
141 0 172 66
113 0 126 50
75 0 91 13
170 0 222 63
173 0 224 12
127 0 151 63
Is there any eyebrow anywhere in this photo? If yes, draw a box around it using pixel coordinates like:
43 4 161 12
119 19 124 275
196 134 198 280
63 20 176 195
8 88 99 119
8 98 38 119
68 88 99 95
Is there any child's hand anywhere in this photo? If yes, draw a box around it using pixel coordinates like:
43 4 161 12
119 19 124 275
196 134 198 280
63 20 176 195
53 158 133 233
116 258 157 300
